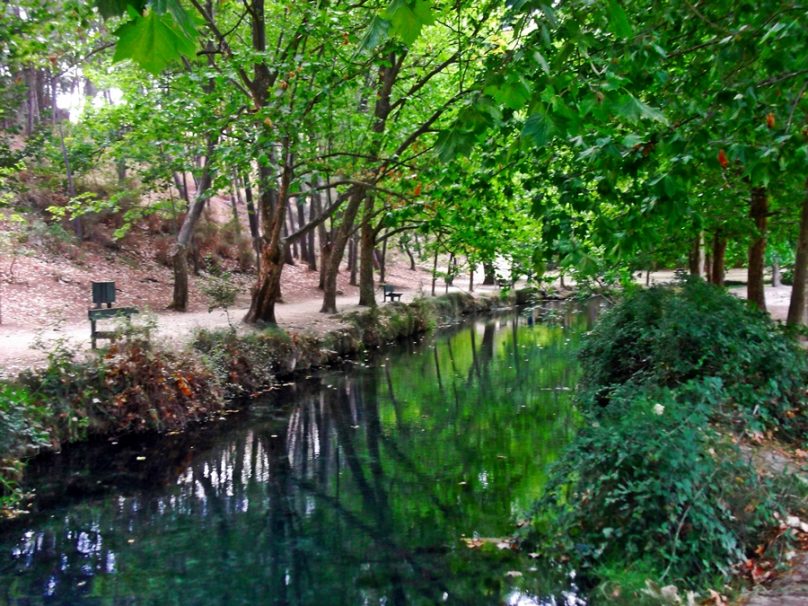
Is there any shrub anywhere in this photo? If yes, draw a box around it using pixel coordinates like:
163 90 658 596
579 278 807 441
531 380 790 589
527 280 808 598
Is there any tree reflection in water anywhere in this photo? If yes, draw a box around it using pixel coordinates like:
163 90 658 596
1 306 596 605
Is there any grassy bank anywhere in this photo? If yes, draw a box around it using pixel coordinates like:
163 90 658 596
526 279 807 603
0 292 503 515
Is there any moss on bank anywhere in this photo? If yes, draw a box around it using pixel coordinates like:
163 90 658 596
0 292 504 514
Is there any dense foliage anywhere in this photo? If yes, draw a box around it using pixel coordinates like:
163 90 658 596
529 281 807 597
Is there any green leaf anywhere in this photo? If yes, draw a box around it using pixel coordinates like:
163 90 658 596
360 15 391 52
95 0 146 19
384 0 433 45
521 113 554 146
607 0 633 39
113 10 197 74
435 129 475 162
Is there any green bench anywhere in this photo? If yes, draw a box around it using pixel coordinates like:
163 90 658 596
88 306 139 349
381 284 403 302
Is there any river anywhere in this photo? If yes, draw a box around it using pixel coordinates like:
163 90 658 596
1 304 599 605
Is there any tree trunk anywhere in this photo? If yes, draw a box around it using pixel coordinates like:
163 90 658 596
379 235 387 284
431 248 438 296
688 234 701 277
321 185 365 313
483 262 496 285
747 186 768 310
349 235 358 286
711 231 726 287
771 262 781 288
170 135 218 310
358 192 376 306
704 252 712 283
244 138 293 324
469 261 474 292
404 242 416 270
243 173 261 271
787 180 808 326
296 196 309 264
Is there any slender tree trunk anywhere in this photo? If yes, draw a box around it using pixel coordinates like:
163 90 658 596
243 173 261 271
772 262 781 288
379 235 387 284
747 186 768 310
711 231 727 287
170 135 218 310
283 207 296 265
469 262 474 292
296 197 309 264
404 242 416 270
431 247 438 296
307 198 317 271
322 185 365 313
688 235 701 276
358 193 376 306
704 252 712 283
229 175 242 235
787 180 808 326
349 235 358 286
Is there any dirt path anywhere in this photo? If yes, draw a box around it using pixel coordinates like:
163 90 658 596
0 284 504 377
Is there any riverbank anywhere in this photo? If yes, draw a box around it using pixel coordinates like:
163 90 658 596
0 291 511 515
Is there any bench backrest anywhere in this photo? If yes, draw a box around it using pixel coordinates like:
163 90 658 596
382 284 395 294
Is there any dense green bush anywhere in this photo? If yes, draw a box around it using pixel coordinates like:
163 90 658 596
528 280 807 598
579 279 807 440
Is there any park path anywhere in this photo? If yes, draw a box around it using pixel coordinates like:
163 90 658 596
0 285 505 377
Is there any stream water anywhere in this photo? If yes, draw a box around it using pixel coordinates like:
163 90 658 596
0 304 600 605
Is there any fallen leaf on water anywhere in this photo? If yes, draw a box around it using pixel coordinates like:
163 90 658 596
462 537 514 550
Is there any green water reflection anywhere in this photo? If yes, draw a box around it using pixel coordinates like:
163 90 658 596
0 305 598 605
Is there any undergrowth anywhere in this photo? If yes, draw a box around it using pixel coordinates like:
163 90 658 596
527 279 807 602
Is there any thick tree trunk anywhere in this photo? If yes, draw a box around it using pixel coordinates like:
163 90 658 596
711 231 727 287
169 135 218 310
747 186 768 310
787 180 808 326
358 193 376 307
483 262 496 285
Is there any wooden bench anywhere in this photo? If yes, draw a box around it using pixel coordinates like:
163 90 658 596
381 284 403 303
88 306 139 349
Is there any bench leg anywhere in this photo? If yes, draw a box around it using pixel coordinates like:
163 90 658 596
91 320 97 350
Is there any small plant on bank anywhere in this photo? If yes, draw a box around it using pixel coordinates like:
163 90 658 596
200 267 240 328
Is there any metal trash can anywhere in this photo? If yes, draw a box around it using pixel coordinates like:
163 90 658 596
91 281 116 308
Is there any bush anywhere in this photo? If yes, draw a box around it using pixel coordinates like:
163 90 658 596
527 280 808 598
579 278 807 440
